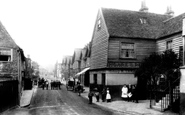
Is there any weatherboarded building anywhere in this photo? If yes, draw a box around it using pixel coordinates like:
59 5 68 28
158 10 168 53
90 7 171 98
89 6 185 113
0 21 26 112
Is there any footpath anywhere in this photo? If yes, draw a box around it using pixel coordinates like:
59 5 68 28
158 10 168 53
20 85 37 107
81 87 178 115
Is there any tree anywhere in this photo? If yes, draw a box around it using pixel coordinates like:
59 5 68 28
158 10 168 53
135 50 180 107
135 53 162 101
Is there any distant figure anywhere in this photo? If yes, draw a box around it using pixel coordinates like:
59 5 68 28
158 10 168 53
88 91 94 104
95 90 100 102
46 80 49 90
106 88 111 102
77 83 82 96
121 84 128 101
42 82 45 90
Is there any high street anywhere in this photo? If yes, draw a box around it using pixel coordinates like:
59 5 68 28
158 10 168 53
2 85 123 115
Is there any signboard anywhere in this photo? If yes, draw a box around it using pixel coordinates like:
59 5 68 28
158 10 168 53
108 62 140 68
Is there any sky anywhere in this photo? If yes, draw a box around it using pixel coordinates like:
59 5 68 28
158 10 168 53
0 0 184 71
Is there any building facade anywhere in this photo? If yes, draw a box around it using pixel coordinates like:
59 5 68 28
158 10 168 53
89 7 171 98
0 21 26 112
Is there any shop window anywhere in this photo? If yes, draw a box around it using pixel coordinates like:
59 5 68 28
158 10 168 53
0 49 12 62
120 43 135 58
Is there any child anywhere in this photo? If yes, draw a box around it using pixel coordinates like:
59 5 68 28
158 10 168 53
106 88 111 102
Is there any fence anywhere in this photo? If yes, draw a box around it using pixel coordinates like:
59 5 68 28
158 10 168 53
0 80 18 113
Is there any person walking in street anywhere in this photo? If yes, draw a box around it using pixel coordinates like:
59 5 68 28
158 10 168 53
106 88 111 102
121 84 128 101
95 91 100 102
88 91 94 104
77 83 82 96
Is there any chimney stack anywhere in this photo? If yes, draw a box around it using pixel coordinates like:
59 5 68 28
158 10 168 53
139 0 148 12
165 6 174 16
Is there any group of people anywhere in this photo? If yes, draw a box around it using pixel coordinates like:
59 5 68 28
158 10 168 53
50 80 62 90
38 78 62 90
88 87 111 104
121 84 138 103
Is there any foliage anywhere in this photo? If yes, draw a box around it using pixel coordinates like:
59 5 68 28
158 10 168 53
135 50 180 93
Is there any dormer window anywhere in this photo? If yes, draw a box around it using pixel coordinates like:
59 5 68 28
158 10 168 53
97 18 101 30
140 18 147 24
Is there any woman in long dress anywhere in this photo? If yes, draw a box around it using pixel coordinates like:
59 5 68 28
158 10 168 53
121 84 128 101
106 88 111 102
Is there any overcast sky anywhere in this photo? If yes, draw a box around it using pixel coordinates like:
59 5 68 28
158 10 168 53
0 0 184 70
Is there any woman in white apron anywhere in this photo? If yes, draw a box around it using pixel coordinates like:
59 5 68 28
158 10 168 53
106 88 111 102
121 85 128 101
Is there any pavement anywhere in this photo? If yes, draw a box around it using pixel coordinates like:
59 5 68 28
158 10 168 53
19 85 178 115
81 87 178 115
20 85 37 107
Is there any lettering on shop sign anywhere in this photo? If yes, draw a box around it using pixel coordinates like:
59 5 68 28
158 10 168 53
108 70 134 74
108 62 140 68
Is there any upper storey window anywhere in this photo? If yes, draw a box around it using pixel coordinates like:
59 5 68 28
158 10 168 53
140 18 147 24
0 49 12 62
97 18 101 31
120 43 135 59
166 40 172 50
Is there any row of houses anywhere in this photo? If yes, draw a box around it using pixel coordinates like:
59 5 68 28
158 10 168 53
62 2 185 114
0 21 35 112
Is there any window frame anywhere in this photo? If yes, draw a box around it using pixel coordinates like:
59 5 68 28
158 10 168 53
0 48 13 62
120 42 136 59
97 18 101 31
166 40 172 50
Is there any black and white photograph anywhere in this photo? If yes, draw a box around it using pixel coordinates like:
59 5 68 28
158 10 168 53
0 0 184 115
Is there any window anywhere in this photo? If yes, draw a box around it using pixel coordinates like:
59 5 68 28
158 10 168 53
93 74 97 84
166 40 172 50
120 43 135 58
0 49 12 62
140 18 147 24
97 19 101 30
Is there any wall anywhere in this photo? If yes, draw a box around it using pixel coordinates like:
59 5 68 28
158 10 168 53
156 34 183 54
0 48 18 80
90 10 109 69
108 38 156 63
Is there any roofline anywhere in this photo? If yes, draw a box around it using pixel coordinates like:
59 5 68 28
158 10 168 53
157 31 182 40
109 35 156 40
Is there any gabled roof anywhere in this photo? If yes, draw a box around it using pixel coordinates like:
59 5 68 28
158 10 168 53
66 56 72 65
159 13 185 38
0 21 18 48
101 8 171 39
73 48 82 61
62 56 72 65
81 48 87 59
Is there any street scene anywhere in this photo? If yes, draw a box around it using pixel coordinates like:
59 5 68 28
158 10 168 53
0 0 185 115
2 85 119 115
